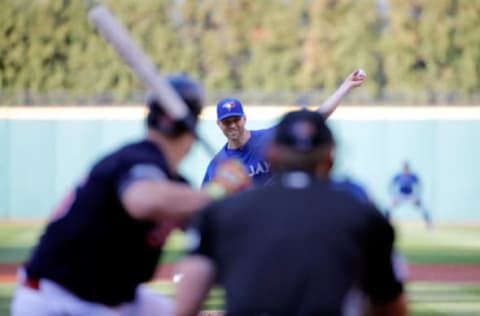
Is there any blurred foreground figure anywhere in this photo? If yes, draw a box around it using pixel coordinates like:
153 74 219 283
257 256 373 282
176 110 407 316
10 74 250 316
332 176 373 205
385 161 432 230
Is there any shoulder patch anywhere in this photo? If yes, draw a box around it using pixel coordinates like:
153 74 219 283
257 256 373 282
129 164 167 181
118 164 167 197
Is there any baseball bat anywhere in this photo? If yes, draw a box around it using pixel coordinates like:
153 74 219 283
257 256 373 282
87 4 188 120
86 2 216 154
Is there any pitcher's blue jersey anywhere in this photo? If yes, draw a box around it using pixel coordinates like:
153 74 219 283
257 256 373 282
202 127 275 187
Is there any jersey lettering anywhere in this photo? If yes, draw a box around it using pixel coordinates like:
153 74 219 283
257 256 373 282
247 161 271 177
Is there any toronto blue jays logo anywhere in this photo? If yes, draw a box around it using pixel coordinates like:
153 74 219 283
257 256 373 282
222 101 236 111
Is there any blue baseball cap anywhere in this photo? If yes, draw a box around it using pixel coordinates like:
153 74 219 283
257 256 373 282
216 98 245 121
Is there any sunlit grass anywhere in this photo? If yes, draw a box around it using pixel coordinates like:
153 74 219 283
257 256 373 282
0 283 15 316
0 222 187 263
394 222 480 264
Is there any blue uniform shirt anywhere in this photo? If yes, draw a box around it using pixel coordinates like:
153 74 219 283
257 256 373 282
202 127 275 187
392 173 419 195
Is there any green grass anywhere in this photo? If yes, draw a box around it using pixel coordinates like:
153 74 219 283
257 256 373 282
0 222 187 264
148 282 226 310
8 282 478 316
395 222 480 264
408 283 480 316
0 221 479 315
0 223 44 263
2 222 479 265
0 283 14 316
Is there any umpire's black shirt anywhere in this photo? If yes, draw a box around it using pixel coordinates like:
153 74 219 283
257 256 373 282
26 140 186 306
189 171 404 316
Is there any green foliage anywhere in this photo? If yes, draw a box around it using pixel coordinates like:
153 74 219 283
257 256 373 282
383 0 480 102
0 0 479 104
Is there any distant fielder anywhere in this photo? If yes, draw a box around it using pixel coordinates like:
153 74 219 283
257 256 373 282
385 161 433 229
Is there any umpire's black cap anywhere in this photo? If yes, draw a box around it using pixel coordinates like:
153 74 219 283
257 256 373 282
274 110 334 152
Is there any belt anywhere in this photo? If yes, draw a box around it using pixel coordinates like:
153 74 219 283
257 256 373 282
23 277 40 290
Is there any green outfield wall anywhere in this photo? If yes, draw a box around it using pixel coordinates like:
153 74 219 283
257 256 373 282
1 106 479 221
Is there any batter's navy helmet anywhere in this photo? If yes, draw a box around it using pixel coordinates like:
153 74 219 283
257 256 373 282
146 73 204 136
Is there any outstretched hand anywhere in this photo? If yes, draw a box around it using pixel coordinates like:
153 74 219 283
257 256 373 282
342 69 367 91
317 68 367 118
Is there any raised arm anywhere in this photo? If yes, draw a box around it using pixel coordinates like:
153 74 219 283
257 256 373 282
317 69 366 118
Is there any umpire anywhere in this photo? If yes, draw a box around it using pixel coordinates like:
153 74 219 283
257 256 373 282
175 110 407 316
